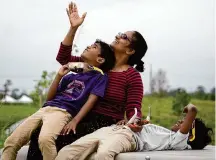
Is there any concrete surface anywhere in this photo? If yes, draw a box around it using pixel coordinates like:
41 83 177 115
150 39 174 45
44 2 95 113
0 145 215 160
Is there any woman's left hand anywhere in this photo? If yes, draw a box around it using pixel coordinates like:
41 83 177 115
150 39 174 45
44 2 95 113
127 118 143 132
116 119 127 125
127 123 143 132
66 2 87 28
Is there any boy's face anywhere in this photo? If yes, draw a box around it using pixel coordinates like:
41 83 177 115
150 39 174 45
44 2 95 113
81 42 104 65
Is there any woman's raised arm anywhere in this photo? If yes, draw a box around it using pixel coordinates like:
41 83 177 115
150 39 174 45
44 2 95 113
56 2 86 65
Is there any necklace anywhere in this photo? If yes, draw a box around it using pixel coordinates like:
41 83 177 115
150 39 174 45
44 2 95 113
111 65 130 72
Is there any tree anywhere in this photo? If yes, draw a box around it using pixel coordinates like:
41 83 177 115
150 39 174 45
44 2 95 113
208 87 215 101
210 87 215 94
37 71 56 94
30 71 56 106
172 88 191 115
168 89 179 97
194 85 206 100
11 88 20 99
3 79 12 96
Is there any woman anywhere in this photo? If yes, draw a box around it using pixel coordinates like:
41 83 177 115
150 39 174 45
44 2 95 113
27 2 148 159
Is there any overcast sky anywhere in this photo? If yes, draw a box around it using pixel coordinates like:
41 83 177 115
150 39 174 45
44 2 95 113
0 0 215 93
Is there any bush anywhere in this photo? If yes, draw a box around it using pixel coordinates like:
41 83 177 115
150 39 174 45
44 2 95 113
172 88 191 115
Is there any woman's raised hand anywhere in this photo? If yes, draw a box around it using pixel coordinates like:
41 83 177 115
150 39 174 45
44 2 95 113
66 2 87 28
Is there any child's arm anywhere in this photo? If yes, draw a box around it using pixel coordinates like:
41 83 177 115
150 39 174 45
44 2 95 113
61 74 108 135
46 65 70 101
74 94 98 124
179 104 198 134
61 94 98 135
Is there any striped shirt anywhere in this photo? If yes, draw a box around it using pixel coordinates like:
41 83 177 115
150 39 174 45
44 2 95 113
56 43 144 120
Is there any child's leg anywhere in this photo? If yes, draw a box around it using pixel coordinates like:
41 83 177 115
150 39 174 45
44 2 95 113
95 128 136 160
1 109 44 160
56 127 110 160
38 107 71 160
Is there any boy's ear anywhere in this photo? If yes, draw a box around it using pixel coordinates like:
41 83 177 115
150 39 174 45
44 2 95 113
96 57 105 64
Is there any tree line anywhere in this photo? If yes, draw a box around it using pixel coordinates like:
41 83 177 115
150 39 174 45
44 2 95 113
1 69 214 114
150 69 215 101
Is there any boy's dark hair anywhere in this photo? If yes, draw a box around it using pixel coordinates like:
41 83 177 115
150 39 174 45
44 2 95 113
95 40 115 72
188 118 213 149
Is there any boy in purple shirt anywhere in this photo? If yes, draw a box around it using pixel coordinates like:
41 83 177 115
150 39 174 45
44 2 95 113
2 39 115 160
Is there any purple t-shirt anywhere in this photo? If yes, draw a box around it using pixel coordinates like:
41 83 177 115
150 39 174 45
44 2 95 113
43 71 108 117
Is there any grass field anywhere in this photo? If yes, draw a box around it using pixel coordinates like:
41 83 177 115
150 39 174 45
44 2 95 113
0 104 38 147
0 97 215 148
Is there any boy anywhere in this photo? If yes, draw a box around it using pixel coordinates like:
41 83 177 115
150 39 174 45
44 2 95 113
1 39 115 160
56 104 213 160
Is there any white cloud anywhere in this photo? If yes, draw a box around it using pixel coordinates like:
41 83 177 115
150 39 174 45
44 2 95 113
0 0 214 93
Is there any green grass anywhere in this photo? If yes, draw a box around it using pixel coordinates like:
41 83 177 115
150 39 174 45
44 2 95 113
142 96 215 145
0 97 215 148
0 104 38 147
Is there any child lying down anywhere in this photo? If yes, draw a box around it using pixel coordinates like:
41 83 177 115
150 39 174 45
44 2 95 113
55 104 213 160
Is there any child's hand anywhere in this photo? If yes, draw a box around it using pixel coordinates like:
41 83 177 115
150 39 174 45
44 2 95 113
68 62 94 73
183 104 197 113
61 119 78 135
58 65 70 77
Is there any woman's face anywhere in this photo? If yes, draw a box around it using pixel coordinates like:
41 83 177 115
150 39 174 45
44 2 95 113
110 31 134 53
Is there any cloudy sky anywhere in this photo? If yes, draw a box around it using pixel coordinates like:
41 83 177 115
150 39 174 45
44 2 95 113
0 0 215 93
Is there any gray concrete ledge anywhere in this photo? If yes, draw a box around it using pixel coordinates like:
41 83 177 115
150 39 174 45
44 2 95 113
0 145 215 160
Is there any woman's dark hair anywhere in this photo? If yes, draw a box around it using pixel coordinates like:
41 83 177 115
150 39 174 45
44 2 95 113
96 40 116 72
188 118 213 149
127 31 148 72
